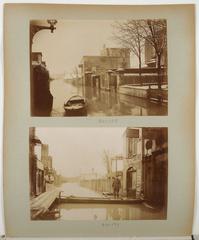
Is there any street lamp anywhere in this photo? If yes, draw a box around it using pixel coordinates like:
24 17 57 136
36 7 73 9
30 19 58 44
47 19 58 33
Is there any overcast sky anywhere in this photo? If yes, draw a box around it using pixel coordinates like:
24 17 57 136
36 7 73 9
36 127 126 177
32 20 137 77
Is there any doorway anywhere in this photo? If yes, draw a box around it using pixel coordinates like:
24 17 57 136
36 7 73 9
126 167 137 198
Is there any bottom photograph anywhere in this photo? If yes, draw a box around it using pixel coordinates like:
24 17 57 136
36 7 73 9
29 127 168 221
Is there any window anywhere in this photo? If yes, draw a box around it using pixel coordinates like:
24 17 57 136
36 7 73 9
133 139 137 155
128 138 133 158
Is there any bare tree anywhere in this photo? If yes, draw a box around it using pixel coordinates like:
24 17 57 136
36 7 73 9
139 19 167 89
112 20 145 84
102 150 111 175
102 150 113 193
112 19 167 88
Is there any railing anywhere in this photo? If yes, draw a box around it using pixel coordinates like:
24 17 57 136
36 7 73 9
121 74 167 86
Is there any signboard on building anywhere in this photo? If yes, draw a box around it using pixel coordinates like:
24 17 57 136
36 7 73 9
126 128 140 138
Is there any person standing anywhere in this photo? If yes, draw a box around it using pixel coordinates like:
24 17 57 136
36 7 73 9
112 177 121 199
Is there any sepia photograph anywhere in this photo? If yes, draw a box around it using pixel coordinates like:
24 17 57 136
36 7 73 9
2 2 196 237
30 19 168 117
29 127 168 220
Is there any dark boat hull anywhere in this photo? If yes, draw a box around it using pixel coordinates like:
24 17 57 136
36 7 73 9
64 107 87 116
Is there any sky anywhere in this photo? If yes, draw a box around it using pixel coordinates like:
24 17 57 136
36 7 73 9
32 20 138 77
36 127 126 177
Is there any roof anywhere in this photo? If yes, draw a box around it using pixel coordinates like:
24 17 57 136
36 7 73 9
82 55 124 59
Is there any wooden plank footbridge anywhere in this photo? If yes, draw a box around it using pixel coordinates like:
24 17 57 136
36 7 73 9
30 190 143 219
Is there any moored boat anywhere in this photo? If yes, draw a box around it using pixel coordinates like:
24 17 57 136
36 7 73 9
64 95 87 116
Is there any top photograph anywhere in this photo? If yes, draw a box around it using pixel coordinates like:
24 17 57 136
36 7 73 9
30 19 168 117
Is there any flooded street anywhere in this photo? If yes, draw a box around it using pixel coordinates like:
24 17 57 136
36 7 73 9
50 79 167 116
56 203 166 220
58 182 102 198
53 182 166 220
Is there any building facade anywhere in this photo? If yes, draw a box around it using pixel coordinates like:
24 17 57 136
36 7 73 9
123 128 143 198
122 127 168 207
29 128 61 198
80 47 130 92
142 127 168 207
29 127 45 197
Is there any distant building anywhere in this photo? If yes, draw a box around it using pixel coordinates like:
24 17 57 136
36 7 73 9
123 127 168 207
101 46 130 59
144 40 156 67
80 46 130 91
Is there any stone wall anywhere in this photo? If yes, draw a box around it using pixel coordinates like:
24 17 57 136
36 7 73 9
119 86 148 98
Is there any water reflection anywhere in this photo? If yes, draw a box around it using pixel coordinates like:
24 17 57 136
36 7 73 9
54 183 166 220
55 203 166 220
50 79 167 116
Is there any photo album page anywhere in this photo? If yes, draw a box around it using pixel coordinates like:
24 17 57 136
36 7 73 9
3 3 195 238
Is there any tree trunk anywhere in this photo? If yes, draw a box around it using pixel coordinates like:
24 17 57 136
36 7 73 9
157 54 162 89
139 56 142 86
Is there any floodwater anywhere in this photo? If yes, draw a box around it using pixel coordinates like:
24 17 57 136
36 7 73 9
53 183 166 220
56 203 166 220
50 79 167 116
58 182 102 198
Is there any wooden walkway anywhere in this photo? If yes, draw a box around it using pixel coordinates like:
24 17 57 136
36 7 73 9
30 189 59 219
30 190 143 219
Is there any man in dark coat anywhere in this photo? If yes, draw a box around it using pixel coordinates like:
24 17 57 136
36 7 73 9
112 177 121 199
